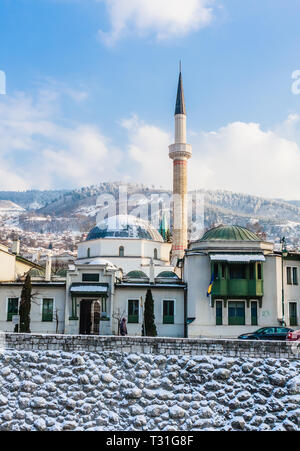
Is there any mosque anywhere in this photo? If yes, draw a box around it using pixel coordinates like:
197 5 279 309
0 70 299 337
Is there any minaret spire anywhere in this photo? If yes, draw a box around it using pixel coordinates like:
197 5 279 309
169 65 192 263
175 63 186 116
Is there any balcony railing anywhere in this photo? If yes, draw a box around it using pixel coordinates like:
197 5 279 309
212 279 263 297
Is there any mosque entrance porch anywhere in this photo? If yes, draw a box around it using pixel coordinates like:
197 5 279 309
79 299 101 335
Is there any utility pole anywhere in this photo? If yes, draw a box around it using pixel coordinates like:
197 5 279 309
280 237 288 326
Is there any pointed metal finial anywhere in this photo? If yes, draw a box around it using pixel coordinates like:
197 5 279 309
175 62 186 115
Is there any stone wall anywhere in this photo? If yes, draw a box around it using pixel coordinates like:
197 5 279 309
3 333 300 360
0 334 299 431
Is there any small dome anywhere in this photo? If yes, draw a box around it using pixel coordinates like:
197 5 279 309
126 271 148 279
156 271 179 279
200 225 260 242
86 215 163 243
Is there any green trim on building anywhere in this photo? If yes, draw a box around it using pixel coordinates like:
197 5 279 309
200 225 260 242
42 298 54 322
212 262 264 298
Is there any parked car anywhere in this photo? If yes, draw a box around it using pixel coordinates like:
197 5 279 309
287 329 300 341
238 327 294 341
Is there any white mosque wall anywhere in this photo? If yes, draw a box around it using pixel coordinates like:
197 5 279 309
184 251 297 339
113 287 185 338
78 239 171 262
283 259 300 327
0 285 66 334
77 238 172 276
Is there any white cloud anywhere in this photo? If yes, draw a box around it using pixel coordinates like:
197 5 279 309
0 88 122 190
123 116 300 200
189 121 300 199
2 85 300 201
99 0 216 45
121 115 172 187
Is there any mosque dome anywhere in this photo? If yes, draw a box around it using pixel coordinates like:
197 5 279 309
126 271 149 279
156 271 179 279
199 225 260 242
86 215 164 243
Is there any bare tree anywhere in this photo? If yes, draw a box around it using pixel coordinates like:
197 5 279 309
112 308 126 335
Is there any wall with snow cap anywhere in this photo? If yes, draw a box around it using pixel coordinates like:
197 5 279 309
3 334 299 360
0 335 299 431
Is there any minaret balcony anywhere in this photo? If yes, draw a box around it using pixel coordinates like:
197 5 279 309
169 143 192 160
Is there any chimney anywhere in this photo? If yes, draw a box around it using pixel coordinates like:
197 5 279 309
45 255 52 282
12 238 20 255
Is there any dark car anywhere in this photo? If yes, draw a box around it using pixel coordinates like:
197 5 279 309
238 327 294 341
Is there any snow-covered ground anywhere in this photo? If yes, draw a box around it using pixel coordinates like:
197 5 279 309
0 201 24 215
0 350 299 431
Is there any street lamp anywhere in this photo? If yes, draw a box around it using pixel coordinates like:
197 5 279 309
280 237 288 326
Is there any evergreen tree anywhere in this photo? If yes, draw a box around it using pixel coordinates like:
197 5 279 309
19 273 32 333
143 289 157 337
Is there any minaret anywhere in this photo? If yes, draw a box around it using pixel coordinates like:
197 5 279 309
169 65 192 262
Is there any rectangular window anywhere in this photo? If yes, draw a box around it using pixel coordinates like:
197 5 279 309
293 268 298 285
249 263 255 280
257 264 262 280
287 267 292 285
228 301 245 326
289 302 298 326
163 300 175 324
229 265 246 279
82 273 100 282
214 263 219 279
221 264 226 279
42 299 54 322
128 299 139 323
216 301 223 325
7 298 19 322
251 301 258 326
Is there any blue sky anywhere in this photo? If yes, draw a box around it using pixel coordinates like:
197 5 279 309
1 0 300 199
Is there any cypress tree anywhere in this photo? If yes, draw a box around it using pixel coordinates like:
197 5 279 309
143 289 157 337
19 273 32 333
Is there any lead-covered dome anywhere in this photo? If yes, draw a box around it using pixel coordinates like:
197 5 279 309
86 215 164 243
200 225 260 242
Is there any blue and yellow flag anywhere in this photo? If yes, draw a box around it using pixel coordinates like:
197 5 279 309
207 273 215 297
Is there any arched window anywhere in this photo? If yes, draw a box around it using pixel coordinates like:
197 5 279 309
87 248 91 258
119 246 124 257
154 248 158 260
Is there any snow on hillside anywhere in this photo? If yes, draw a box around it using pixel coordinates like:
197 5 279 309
2 183 300 248
0 200 24 215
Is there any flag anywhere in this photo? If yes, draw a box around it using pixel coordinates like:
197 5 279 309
207 273 215 297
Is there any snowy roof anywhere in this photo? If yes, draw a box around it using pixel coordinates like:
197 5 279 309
210 254 266 263
75 258 117 268
70 284 108 295
86 215 163 243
